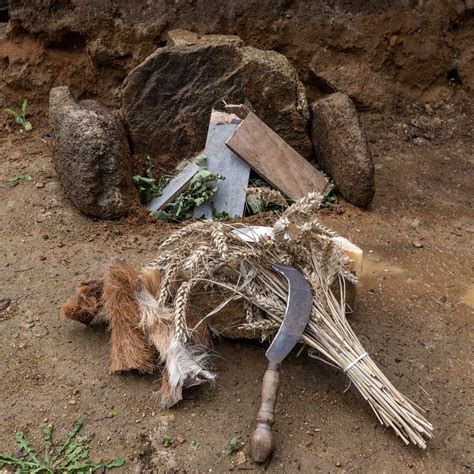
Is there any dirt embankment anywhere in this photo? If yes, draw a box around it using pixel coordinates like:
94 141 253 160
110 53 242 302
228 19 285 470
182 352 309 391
0 0 473 111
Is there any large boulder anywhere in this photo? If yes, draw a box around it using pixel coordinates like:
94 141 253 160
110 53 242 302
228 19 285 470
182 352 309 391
121 31 311 165
49 86 136 218
310 93 375 207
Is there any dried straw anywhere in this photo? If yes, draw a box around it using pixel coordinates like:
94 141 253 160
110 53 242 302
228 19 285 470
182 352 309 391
156 192 433 448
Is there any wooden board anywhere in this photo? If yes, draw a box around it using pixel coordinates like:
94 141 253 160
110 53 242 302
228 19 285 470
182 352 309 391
194 111 250 219
147 162 199 213
225 112 328 199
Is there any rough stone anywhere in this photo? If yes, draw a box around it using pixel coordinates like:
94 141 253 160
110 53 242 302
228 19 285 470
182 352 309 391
310 93 375 207
49 86 136 218
121 32 311 165
167 29 243 48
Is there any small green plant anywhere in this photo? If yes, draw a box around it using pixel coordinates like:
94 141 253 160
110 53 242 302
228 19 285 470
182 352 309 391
212 209 230 220
1 174 33 183
189 439 199 449
0 419 125 473
162 435 173 449
3 99 33 131
227 436 238 455
136 153 223 222
321 177 338 208
133 156 170 205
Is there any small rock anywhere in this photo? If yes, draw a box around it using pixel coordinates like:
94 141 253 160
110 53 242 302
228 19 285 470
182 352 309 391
235 451 246 465
413 241 424 248
0 298 11 311
336 461 342 467
413 137 427 146
35 182 45 188
310 93 375 207
175 436 185 444
39 255 46 261
69 399 77 405
33 327 49 338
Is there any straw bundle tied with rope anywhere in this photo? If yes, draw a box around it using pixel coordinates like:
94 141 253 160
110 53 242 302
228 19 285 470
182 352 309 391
143 192 433 448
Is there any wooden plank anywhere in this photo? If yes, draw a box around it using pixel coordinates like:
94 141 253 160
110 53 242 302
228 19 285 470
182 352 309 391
225 112 328 200
194 111 250 218
147 162 199 213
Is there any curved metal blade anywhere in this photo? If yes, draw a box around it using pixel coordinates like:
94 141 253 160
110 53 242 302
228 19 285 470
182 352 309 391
266 263 312 364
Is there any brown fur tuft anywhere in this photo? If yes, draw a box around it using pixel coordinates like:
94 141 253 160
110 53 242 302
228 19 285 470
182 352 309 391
140 268 162 298
103 261 157 374
60 280 104 325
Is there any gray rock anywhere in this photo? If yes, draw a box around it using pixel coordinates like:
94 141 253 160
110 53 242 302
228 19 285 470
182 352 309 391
49 86 136 218
167 29 243 48
310 93 375 207
121 31 311 164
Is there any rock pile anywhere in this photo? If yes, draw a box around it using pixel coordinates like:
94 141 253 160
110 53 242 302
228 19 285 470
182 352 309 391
49 32 376 218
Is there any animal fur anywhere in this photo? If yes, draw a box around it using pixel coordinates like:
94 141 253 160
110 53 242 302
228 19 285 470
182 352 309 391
135 284 213 407
103 261 156 374
60 262 213 407
60 280 104 325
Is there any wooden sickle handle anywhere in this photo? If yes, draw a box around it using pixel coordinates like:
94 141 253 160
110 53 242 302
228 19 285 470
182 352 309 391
250 361 281 463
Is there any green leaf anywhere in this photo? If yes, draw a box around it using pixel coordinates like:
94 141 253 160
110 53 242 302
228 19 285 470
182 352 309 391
15 116 24 125
3 174 33 183
42 425 53 463
24 121 33 132
162 435 173 448
22 99 28 114
15 431 40 464
51 419 83 465
105 459 125 468
227 436 238 455
176 160 190 171
195 152 207 168
3 108 18 117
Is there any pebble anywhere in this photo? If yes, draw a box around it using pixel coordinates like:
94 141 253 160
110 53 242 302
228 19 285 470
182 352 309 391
336 461 342 467
0 298 11 311
235 451 246 465
36 182 45 188
39 255 47 261
413 241 424 248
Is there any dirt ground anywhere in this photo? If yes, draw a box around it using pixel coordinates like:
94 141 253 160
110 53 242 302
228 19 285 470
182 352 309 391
0 93 473 473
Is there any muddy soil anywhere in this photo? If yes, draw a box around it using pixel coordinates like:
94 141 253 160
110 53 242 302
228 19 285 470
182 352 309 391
0 94 473 473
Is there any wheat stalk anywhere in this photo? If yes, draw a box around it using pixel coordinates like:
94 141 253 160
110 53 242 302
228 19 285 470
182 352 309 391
154 195 434 448
174 281 192 343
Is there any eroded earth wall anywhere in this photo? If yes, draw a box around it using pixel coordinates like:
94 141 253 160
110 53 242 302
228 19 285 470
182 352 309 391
1 0 473 111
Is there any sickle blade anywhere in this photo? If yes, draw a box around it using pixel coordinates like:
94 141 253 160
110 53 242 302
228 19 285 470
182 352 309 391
265 263 313 364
